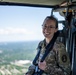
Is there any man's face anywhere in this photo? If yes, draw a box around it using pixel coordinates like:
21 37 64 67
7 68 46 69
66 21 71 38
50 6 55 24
42 19 58 39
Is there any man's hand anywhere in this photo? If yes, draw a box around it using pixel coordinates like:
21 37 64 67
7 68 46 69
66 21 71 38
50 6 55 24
38 61 46 70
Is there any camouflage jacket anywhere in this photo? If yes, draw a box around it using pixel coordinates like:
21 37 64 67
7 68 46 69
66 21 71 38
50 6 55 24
26 39 71 75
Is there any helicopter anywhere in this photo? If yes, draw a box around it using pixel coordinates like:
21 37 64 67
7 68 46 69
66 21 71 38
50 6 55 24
0 0 76 75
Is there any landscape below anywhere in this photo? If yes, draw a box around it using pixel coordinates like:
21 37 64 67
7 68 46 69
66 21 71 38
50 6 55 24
0 41 39 75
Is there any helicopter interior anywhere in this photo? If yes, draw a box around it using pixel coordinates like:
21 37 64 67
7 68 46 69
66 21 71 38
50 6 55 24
0 0 76 75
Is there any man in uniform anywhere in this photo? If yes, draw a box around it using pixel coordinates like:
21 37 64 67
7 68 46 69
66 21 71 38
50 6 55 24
25 16 71 75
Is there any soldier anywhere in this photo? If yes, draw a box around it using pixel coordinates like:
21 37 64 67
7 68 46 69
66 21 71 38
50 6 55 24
25 16 71 75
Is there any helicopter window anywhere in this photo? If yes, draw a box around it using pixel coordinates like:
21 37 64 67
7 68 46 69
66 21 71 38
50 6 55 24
53 12 65 20
58 23 64 30
53 12 65 30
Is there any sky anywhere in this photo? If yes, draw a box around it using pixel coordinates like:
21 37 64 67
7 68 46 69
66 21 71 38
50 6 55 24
0 6 64 42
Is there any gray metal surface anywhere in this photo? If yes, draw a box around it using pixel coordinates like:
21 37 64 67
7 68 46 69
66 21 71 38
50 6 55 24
0 0 67 6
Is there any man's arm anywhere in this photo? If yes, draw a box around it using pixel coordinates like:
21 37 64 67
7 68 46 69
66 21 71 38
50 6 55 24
56 43 71 75
43 43 71 75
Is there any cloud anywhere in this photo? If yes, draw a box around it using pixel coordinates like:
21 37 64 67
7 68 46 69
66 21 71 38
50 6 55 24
0 27 33 35
0 27 44 42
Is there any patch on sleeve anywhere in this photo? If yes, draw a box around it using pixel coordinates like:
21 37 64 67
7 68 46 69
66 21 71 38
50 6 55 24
61 54 67 63
58 50 70 66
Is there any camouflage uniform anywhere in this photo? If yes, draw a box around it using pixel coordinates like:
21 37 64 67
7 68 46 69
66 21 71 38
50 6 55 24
26 38 71 75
